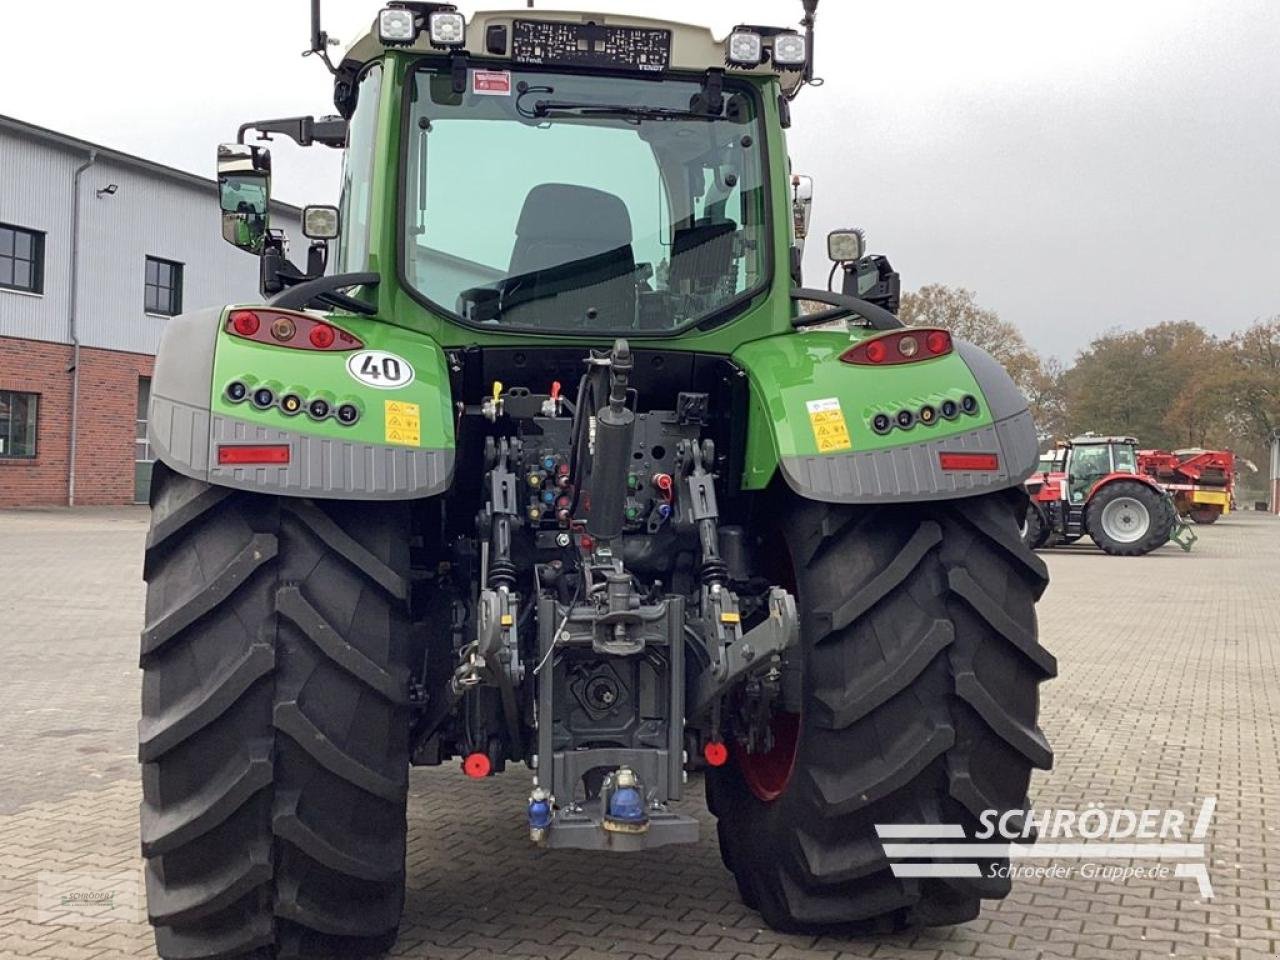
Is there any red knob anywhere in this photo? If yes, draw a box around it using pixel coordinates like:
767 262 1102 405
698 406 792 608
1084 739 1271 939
703 741 728 767
463 752 491 778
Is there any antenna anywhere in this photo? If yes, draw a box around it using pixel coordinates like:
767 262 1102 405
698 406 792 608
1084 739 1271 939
305 0 338 74
800 0 818 83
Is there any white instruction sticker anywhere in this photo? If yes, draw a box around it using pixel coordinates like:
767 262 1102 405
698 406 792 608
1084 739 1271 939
473 70 512 96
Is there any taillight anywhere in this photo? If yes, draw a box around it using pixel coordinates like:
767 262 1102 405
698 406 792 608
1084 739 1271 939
841 327 954 365
225 308 362 352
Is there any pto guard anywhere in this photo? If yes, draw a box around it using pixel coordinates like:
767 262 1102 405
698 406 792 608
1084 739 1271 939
147 306 455 500
734 331 1039 503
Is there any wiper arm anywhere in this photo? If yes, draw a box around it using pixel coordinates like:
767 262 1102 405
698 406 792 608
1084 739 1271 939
532 100 720 122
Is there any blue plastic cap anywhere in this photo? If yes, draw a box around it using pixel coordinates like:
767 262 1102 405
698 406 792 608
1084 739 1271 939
542 456 557 470
528 798 553 830
657 503 672 519
542 489 556 504
607 786 646 823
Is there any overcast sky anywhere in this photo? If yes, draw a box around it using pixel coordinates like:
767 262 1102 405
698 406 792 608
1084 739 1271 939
4 1 1277 359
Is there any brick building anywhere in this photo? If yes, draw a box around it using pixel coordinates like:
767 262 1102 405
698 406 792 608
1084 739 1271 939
0 115 302 507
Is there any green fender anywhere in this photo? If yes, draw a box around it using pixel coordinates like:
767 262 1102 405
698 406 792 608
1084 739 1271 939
732 330 1039 502
148 305 455 500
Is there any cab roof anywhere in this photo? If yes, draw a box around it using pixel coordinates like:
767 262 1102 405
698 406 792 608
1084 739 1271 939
341 6 805 94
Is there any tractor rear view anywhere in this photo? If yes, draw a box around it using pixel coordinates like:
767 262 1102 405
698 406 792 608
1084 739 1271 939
1025 436 1193 555
137 3 1055 956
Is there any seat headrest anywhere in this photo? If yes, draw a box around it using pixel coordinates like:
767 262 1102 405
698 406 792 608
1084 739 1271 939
514 184 633 245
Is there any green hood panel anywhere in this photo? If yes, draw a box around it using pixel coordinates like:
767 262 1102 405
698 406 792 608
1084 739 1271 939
733 330 1038 501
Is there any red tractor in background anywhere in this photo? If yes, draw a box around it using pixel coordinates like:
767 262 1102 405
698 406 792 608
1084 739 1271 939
1138 448 1251 524
1024 435 1195 556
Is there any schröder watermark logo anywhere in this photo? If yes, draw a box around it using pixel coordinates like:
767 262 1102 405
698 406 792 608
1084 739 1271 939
876 798 1216 898
36 871 144 925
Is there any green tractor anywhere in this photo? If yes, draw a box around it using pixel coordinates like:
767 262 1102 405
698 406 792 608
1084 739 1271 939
139 3 1054 955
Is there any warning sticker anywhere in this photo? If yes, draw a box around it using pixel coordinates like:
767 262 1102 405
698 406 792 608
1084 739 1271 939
384 400 421 447
473 70 512 95
805 397 852 453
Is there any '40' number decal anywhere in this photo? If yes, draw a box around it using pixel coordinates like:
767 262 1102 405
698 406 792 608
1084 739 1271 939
346 350 415 390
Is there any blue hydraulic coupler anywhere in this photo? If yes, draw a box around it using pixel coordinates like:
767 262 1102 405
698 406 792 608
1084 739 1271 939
608 786 645 822
528 787 553 842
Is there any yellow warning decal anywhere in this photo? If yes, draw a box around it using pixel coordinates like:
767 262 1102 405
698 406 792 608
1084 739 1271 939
806 397 852 453
384 400 421 447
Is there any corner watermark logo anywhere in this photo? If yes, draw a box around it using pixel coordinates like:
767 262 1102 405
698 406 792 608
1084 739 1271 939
36 871 144 925
876 798 1216 898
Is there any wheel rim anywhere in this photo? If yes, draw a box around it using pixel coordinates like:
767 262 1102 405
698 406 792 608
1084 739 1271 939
738 712 800 803
1100 496 1150 543
736 524 802 804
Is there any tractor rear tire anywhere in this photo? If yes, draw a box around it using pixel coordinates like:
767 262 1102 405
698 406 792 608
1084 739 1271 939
707 487 1055 933
1021 501 1050 549
1085 480 1173 556
1189 508 1220 525
139 463 412 959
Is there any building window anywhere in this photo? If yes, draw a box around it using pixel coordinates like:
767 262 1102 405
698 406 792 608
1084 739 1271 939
0 389 39 458
0 223 45 294
145 256 183 316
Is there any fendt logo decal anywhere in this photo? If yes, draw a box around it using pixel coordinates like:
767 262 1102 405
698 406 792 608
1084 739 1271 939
875 798 1216 898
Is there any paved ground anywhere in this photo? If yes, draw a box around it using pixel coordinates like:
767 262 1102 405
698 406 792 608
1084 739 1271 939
0 506 1276 959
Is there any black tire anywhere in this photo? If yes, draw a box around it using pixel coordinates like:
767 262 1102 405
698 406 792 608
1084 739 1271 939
707 487 1055 933
1084 480 1173 556
1021 500 1050 549
1189 507 1220 525
139 463 412 959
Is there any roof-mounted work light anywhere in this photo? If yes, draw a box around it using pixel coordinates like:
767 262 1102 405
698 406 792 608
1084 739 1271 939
727 30 764 67
428 10 467 46
378 7 417 45
772 32 808 68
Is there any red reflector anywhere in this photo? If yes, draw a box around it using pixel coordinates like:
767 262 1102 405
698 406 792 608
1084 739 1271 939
939 452 1000 472
864 339 888 363
463 752 491 778
217 444 291 465
703 741 728 767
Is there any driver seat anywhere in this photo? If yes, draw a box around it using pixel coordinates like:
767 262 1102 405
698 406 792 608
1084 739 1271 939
502 183 637 327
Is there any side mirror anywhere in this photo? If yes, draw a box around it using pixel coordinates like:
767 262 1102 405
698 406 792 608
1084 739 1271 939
827 227 865 263
790 174 814 241
217 143 272 255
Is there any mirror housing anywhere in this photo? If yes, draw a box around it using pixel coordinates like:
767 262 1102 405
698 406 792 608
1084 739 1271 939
217 143 272 255
303 205 341 240
827 228 865 263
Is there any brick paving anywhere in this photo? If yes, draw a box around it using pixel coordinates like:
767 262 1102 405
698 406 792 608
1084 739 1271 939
0 506 1277 959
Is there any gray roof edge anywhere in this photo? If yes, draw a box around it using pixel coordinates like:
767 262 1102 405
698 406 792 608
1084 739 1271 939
0 113 305 217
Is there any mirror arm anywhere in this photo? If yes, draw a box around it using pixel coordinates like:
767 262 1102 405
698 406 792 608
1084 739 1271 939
237 116 348 149
790 287 903 331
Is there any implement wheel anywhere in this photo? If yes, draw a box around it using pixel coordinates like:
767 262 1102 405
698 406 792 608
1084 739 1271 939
707 488 1054 933
1189 507 1220 525
139 463 412 958
1085 480 1173 556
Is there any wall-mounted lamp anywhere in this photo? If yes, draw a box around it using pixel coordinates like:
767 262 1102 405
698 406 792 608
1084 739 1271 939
96 184 118 198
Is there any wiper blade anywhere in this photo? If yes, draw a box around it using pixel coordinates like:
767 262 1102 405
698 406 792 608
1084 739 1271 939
532 100 719 122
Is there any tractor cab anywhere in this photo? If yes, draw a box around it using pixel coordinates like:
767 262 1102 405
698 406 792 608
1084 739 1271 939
1062 435 1139 502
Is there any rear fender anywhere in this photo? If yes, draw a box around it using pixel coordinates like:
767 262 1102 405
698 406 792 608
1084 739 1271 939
1085 472 1163 503
148 305 455 499
733 330 1039 503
